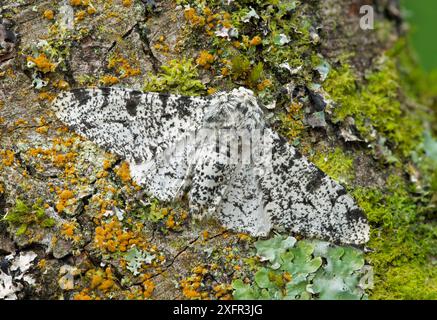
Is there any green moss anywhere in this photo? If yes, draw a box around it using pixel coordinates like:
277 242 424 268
3 199 56 235
352 175 437 300
312 147 355 185
277 112 305 143
324 58 423 157
180 0 319 99
371 264 437 300
230 55 251 80
143 59 206 96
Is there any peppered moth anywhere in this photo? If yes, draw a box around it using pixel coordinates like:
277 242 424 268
52 87 369 245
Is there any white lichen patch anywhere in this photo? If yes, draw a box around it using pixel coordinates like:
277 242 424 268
0 251 37 300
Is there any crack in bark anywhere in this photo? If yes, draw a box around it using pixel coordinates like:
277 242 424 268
136 23 161 73
147 230 229 281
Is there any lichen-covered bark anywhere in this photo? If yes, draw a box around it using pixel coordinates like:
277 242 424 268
1 0 436 300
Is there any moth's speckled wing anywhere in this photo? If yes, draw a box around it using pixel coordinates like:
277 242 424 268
259 129 369 245
52 87 207 163
52 87 369 245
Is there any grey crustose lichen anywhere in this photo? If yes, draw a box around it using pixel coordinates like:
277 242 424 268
52 87 369 245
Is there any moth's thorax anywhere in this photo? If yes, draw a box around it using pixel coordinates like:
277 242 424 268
204 87 264 130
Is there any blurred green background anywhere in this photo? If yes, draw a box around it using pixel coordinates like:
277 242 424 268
401 0 437 72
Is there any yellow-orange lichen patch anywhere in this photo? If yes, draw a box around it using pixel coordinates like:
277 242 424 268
213 284 232 300
202 230 209 240
70 0 80 5
153 36 170 54
73 290 93 300
99 75 119 86
61 222 77 240
37 259 47 269
87 6 97 15
75 10 87 21
122 0 133 7
27 54 56 73
59 189 74 201
116 162 131 183
54 80 70 90
43 9 55 20
250 36 262 46
12 118 26 126
257 79 272 91
36 126 49 135
102 159 113 170
184 8 206 27
56 189 75 213
207 87 217 95
38 91 57 102
165 214 175 229
1 150 15 166
142 277 155 299
196 51 214 69
74 267 117 300
94 218 146 253
107 54 141 79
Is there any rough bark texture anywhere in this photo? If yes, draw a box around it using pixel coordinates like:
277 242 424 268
1 0 436 300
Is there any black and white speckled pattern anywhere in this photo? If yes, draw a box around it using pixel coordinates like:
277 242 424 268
52 87 369 244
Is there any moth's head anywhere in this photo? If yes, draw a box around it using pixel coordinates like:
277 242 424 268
205 87 264 130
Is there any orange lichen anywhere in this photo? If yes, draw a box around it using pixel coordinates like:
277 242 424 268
249 36 262 46
202 230 209 240
74 290 93 300
87 6 97 15
74 267 118 299
232 41 241 48
27 54 56 73
98 279 114 291
108 54 141 79
37 259 47 269
142 279 155 299
94 218 147 253
36 126 49 135
59 189 74 201
153 36 170 53
38 91 57 102
102 159 113 170
184 8 205 27
237 233 251 242
196 51 215 69
257 79 272 91
43 9 55 20
70 0 82 6
54 80 70 90
180 265 213 300
100 75 119 86
56 189 75 213
221 67 230 77
283 272 292 282
122 0 133 7
213 284 232 300
1 150 15 166
165 214 175 229
116 162 131 183
61 222 76 239
56 202 66 213
75 10 87 21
